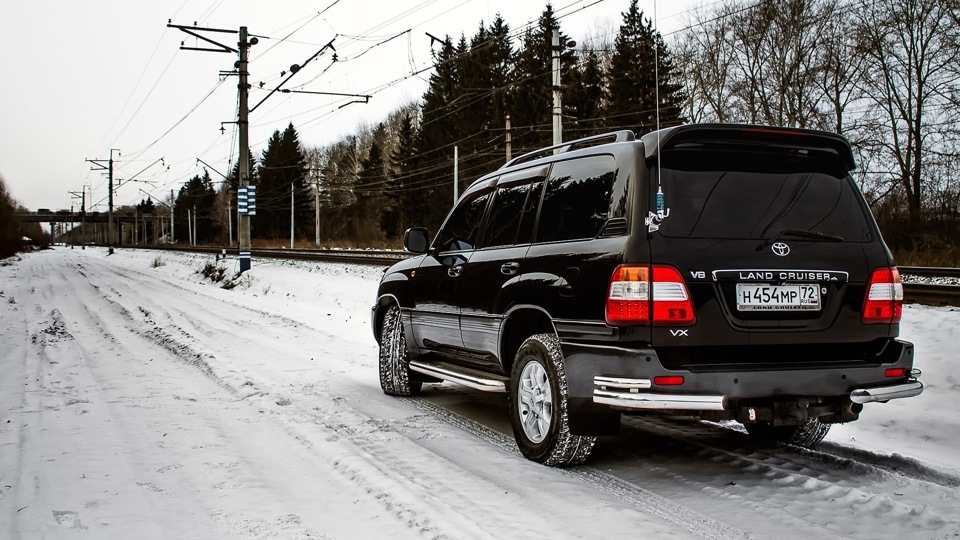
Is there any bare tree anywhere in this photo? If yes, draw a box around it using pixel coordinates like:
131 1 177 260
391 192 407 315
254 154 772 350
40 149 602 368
673 2 738 123
812 0 865 135
726 0 832 128
854 0 960 225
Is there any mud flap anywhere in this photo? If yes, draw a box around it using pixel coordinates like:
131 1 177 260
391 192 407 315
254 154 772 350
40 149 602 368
568 397 621 435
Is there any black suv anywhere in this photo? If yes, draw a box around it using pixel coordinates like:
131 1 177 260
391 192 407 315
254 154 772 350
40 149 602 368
372 124 923 466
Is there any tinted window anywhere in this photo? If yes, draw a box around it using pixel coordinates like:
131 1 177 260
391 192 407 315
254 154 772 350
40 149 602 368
517 179 545 244
481 167 547 248
537 156 617 243
657 149 871 241
436 189 492 252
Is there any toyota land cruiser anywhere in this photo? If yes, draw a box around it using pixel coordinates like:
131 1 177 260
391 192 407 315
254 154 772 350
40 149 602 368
372 124 923 466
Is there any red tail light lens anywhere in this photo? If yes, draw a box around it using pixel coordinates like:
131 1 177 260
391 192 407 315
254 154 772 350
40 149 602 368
654 375 684 386
862 267 903 324
606 264 695 326
884 368 906 378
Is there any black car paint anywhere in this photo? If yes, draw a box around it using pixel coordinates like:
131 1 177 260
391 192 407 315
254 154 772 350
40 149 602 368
373 124 916 435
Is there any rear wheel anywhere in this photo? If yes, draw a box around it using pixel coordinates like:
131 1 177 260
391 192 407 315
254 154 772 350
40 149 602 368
378 305 421 397
508 334 595 466
744 419 830 448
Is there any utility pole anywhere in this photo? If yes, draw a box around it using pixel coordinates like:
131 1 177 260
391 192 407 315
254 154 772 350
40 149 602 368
86 149 119 254
83 187 88 247
453 146 459 203
505 115 512 162
290 182 295 249
168 20 251 267
170 189 176 244
314 175 320 247
109 150 116 252
69 188 86 249
238 26 253 271
552 28 562 147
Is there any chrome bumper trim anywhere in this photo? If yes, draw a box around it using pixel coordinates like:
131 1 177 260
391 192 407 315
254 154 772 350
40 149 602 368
595 376 652 390
593 389 727 411
850 381 924 404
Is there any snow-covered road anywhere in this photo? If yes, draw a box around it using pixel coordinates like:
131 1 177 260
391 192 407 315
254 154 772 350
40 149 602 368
2 248 958 539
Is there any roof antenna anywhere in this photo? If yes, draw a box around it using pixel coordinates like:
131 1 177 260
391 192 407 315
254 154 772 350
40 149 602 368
646 0 670 233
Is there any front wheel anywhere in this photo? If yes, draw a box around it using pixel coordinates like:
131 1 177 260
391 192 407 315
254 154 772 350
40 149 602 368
378 305 421 397
508 334 595 467
744 419 830 448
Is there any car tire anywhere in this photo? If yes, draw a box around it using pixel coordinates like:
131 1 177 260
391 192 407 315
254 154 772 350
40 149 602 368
508 334 596 466
379 305 422 397
744 419 831 448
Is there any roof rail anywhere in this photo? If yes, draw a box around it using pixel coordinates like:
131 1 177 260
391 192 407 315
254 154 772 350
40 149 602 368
501 130 636 169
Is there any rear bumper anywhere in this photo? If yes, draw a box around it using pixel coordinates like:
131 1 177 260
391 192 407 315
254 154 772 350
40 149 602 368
561 339 920 412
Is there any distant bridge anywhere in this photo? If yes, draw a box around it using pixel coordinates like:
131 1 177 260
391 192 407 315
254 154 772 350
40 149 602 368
16 210 146 224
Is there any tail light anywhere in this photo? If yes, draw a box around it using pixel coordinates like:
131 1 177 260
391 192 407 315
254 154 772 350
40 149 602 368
862 267 903 324
606 264 695 326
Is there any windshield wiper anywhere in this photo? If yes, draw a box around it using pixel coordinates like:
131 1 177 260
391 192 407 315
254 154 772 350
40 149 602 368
756 229 843 251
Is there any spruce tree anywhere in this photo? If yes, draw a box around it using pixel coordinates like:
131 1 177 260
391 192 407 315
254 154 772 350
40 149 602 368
257 123 309 240
417 36 463 229
356 123 388 241
174 171 216 243
566 49 606 137
384 113 420 238
605 0 685 134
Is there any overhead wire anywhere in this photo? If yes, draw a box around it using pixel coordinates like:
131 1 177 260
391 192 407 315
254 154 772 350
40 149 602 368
124 77 229 161
88 30 172 158
130 0 719 210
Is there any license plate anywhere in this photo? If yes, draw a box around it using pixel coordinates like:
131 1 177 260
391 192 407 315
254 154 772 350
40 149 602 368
736 283 821 311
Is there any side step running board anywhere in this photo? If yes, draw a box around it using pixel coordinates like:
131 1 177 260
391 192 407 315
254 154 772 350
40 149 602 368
409 360 508 393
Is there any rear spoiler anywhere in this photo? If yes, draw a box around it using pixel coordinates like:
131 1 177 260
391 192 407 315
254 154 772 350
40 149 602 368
640 124 856 171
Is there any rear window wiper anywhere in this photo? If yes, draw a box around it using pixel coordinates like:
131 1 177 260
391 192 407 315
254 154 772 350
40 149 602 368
756 229 843 251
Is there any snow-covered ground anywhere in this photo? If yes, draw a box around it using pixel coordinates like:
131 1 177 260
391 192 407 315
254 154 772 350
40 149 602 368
1 247 958 539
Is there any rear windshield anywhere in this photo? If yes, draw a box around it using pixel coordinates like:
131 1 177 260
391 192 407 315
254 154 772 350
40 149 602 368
655 148 873 242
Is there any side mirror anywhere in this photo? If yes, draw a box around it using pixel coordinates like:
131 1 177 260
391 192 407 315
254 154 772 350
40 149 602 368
403 227 430 254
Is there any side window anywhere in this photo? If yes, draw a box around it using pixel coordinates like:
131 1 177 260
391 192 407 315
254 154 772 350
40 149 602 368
481 166 547 248
436 188 492 252
537 156 617 243
517 179 545 244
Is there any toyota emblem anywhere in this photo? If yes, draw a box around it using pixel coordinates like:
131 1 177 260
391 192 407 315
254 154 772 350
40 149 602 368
771 242 791 256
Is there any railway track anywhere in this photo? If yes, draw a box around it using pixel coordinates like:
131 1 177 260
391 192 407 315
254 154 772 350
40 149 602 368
140 244 407 265
85 244 960 306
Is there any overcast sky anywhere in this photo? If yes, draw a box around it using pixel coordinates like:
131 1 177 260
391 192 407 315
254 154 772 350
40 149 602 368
0 0 699 212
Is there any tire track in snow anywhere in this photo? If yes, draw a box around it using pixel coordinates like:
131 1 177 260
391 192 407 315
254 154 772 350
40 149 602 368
66 257 489 539
399 397 749 540
88 258 711 538
4 264 217 539
601 416 960 540
26 258 339 538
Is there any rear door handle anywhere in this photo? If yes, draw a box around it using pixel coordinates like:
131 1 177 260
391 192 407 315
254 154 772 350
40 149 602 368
501 262 520 275
448 265 463 277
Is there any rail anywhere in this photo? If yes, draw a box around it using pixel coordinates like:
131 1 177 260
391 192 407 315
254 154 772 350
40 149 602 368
142 244 407 266
79 244 960 306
